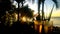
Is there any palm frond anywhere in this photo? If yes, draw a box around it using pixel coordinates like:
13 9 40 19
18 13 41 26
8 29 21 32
31 0 35 4
15 0 25 3
19 5 33 18
52 0 58 8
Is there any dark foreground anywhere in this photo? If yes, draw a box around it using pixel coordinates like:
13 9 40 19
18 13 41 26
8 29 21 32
0 21 60 34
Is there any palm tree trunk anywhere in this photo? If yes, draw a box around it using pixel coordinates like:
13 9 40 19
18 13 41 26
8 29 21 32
18 3 19 21
48 4 54 21
36 0 41 33
36 0 41 21
42 0 45 34
42 1 44 21
22 2 23 7
38 1 40 17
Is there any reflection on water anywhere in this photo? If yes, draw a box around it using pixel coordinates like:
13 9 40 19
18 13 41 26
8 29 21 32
51 17 60 27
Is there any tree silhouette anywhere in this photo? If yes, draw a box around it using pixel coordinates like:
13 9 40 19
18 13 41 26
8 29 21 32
19 5 33 18
31 0 58 33
52 0 58 8
15 0 25 21
0 0 12 20
31 0 58 20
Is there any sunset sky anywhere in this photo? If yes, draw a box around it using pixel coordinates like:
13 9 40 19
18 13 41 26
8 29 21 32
13 0 60 17
11 0 60 27
52 9 60 17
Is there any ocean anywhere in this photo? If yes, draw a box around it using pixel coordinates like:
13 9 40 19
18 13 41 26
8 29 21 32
51 17 60 27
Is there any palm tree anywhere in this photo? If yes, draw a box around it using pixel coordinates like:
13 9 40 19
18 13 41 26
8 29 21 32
32 0 45 32
44 0 58 22
31 0 58 33
52 0 58 8
19 5 33 18
15 0 25 21
0 0 11 16
0 0 12 23
37 0 42 20
31 0 58 20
